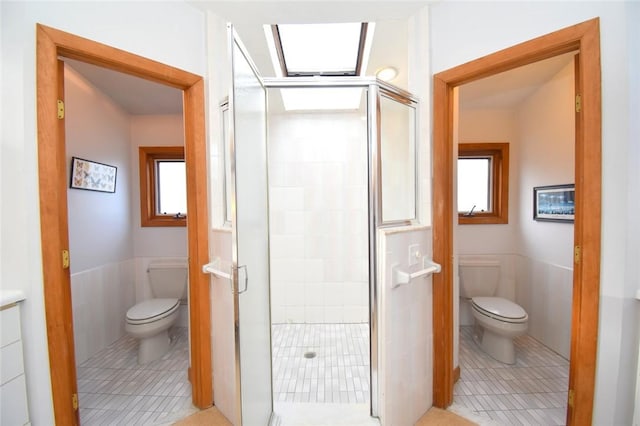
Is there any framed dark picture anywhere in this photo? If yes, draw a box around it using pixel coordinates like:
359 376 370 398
70 157 117 193
533 184 575 223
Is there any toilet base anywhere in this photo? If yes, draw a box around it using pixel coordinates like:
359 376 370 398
138 329 171 364
474 326 516 364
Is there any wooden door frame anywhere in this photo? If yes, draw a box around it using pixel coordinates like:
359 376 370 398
36 24 212 425
431 18 601 426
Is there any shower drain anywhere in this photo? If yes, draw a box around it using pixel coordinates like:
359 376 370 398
303 351 317 359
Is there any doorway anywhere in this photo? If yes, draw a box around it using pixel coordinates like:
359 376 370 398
453 52 576 424
36 24 211 425
431 18 601 426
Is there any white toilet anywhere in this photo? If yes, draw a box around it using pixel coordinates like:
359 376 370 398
459 258 528 364
126 261 188 364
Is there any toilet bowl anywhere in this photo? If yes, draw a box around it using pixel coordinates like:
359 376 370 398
470 296 528 364
126 298 180 364
126 261 187 364
459 258 529 364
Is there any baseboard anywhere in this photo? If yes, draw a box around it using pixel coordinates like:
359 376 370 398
453 366 460 383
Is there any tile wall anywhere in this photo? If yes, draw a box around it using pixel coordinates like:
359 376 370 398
268 113 369 324
210 228 236 424
515 256 573 359
378 227 433 425
71 260 135 366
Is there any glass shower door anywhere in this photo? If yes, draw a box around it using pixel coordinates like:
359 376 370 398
229 27 273 425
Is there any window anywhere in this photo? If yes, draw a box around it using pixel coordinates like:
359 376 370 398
458 143 509 225
139 146 186 227
270 23 371 77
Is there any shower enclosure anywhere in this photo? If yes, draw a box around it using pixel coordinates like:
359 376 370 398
211 27 419 425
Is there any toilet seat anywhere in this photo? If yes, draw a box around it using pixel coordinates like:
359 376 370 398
126 298 179 325
472 296 527 324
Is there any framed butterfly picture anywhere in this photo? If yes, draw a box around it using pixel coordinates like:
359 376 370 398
70 157 117 193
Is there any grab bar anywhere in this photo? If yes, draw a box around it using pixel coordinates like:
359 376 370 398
202 258 231 280
392 259 441 288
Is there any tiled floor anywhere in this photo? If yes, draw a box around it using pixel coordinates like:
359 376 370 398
77 327 196 425
455 326 569 425
272 323 370 404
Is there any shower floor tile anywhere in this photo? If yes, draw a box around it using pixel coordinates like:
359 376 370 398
455 326 569 425
272 323 370 405
77 327 197 425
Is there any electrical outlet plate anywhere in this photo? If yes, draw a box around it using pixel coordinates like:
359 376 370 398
408 244 421 266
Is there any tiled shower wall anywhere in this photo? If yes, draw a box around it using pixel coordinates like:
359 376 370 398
268 112 368 324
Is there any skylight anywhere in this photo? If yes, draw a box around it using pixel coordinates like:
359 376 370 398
271 23 370 77
279 87 364 111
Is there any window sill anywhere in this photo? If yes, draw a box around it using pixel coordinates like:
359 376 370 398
141 216 187 228
458 214 507 225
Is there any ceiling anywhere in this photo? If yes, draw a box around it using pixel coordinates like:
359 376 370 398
459 52 576 109
64 2 575 116
64 58 183 115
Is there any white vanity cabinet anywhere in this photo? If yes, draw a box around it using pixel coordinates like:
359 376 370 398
1 291 29 426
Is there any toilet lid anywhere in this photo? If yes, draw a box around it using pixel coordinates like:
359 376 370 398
472 297 527 321
126 298 179 323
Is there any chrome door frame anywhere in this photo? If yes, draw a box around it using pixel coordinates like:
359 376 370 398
228 24 274 425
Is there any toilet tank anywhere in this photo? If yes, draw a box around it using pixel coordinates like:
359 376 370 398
459 258 500 298
147 261 188 300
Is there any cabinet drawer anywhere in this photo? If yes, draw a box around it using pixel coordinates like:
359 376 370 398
0 374 29 426
0 341 25 384
0 305 21 347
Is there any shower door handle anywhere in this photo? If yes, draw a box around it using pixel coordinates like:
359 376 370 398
236 265 248 294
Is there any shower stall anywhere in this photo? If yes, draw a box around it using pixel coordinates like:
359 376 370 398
264 79 418 420
212 30 420 425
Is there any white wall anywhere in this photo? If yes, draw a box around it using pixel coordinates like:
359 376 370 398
515 62 575 358
130 115 188 258
457 108 519 254
430 2 637 423
628 4 640 426
378 226 432 425
0 2 205 423
517 62 575 267
65 65 134 273
268 112 369 324
210 228 236 424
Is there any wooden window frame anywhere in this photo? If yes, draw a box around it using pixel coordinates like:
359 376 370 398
139 146 187 227
458 142 509 225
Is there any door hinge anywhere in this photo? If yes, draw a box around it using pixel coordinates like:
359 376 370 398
574 245 581 265
57 99 65 119
568 389 575 408
575 94 582 113
72 393 78 410
62 249 70 269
